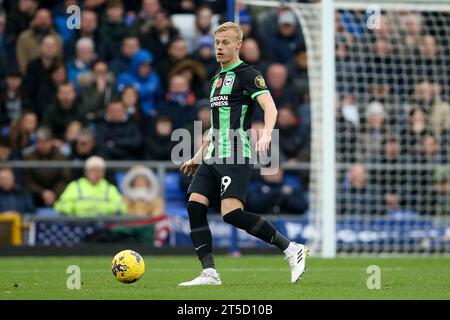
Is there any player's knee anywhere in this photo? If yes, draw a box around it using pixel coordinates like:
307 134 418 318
187 201 209 230
187 201 208 217
220 198 243 216
189 193 209 207
222 208 242 225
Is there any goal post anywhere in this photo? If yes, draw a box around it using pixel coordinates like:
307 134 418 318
240 0 450 256
239 0 337 258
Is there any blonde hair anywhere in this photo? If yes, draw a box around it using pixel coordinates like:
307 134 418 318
214 21 243 41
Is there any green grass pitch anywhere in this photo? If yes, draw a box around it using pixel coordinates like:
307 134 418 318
0 255 448 300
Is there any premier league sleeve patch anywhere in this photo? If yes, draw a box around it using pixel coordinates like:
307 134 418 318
255 75 267 89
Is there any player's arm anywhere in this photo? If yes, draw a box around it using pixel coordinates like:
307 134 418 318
255 92 278 153
180 130 211 176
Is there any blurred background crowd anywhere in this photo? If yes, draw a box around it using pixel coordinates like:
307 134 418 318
0 0 311 218
0 0 449 219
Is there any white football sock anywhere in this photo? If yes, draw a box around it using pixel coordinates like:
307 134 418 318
283 242 299 256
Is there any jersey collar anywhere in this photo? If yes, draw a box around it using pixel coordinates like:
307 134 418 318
220 60 243 73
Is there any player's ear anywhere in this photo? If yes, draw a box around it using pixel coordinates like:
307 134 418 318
236 40 242 51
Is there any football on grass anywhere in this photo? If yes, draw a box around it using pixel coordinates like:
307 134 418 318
111 250 145 284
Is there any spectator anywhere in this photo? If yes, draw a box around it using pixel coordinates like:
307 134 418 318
42 82 84 140
95 99 143 160
0 167 35 214
56 120 83 157
183 5 215 54
0 136 21 163
78 59 115 121
239 10 269 60
99 0 128 54
425 166 450 216
64 10 114 61
52 0 78 44
359 101 391 162
287 45 309 104
66 37 96 91
336 41 367 97
121 165 164 217
54 156 126 216
22 35 61 117
23 127 71 208
192 35 217 80
164 0 225 14
83 0 108 11
266 63 298 107
169 59 207 99
240 38 270 77
16 8 63 74
5 0 38 48
116 49 163 118
69 128 98 179
416 35 444 83
337 164 379 215
145 116 176 161
416 133 440 164
399 12 422 50
276 105 308 162
109 36 140 77
157 36 189 90
400 107 428 156
0 70 24 127
34 63 68 119
269 10 305 63
184 98 211 147
370 136 407 212
139 9 179 61
9 110 38 152
129 0 161 37
246 169 308 214
120 85 150 135
0 136 23 189
408 133 441 212
406 80 450 141
368 38 395 80
158 74 196 129
336 95 360 163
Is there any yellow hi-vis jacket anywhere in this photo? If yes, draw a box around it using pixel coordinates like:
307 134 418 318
54 178 127 217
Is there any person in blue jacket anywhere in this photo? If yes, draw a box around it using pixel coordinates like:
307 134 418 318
116 49 162 118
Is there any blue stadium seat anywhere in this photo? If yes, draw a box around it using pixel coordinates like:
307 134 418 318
163 172 187 216
115 171 126 193
36 208 60 217
164 172 185 201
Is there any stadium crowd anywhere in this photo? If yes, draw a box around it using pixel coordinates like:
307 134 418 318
0 0 310 217
0 0 449 218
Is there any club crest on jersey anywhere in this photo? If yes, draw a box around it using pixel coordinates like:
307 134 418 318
255 75 267 89
224 76 234 87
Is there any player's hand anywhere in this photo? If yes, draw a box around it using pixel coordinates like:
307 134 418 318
180 158 199 177
256 131 272 154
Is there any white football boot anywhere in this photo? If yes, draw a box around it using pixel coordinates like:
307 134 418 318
178 269 222 286
285 243 309 284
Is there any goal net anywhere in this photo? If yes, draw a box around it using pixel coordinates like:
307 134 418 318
241 0 450 255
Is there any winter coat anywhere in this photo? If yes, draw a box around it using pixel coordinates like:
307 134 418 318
116 50 163 117
16 29 63 74
95 115 144 160
0 188 35 214
42 100 85 140
23 148 71 199
121 166 165 218
78 72 115 120
54 177 126 217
